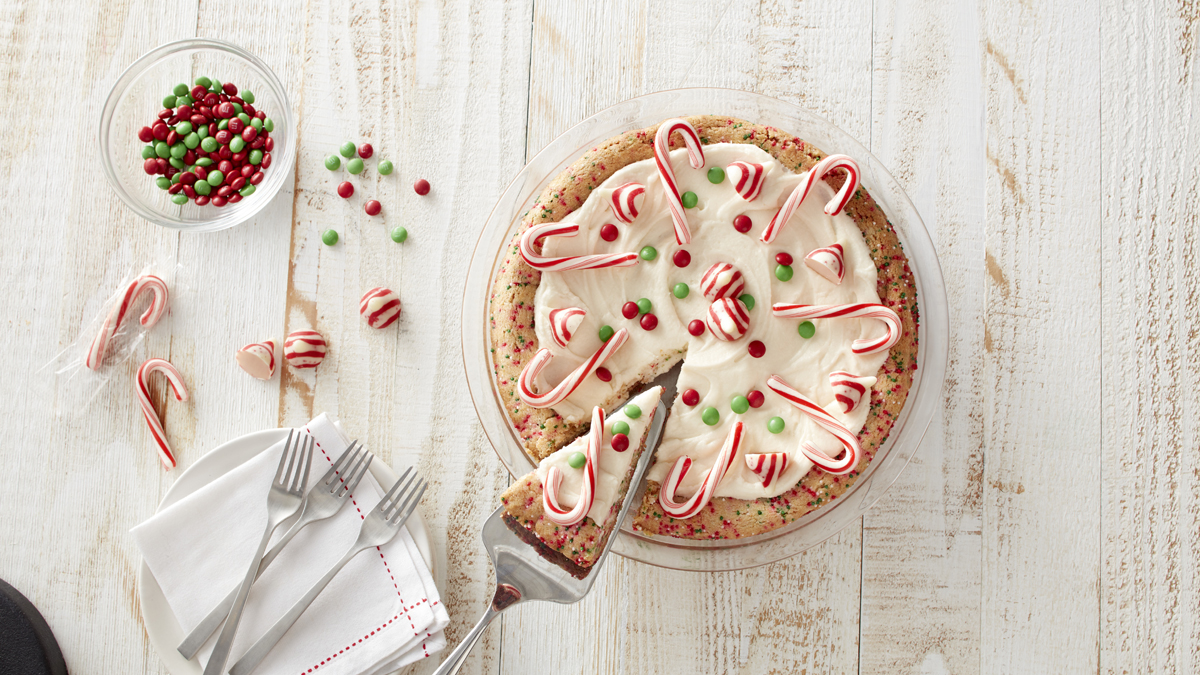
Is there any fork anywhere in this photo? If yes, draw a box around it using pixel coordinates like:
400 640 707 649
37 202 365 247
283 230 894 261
177 440 372 661
202 430 313 675
227 469 428 675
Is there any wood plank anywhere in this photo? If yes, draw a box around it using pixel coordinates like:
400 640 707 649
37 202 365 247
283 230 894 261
1099 1 1200 673
979 1 1102 672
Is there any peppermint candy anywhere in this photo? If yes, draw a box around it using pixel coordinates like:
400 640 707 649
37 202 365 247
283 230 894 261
706 297 751 342
518 328 629 408
609 182 646 224
284 330 327 369
829 371 876 414
548 307 586 347
653 118 705 245
770 303 901 354
519 222 639 271
136 357 189 471
700 262 746 300
805 243 845 284
360 288 401 329
542 406 603 526
235 339 279 379
745 452 789 488
84 274 169 370
726 161 765 201
760 154 860 244
659 421 744 519
766 375 861 475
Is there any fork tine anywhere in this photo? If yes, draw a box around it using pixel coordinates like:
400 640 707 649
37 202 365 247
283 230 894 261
385 477 425 519
335 449 370 497
279 432 301 487
274 430 296 484
290 437 314 494
322 441 359 487
375 468 413 512
339 453 373 498
389 480 427 525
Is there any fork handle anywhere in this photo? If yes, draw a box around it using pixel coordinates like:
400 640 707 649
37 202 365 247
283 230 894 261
432 606 503 675
202 517 279 675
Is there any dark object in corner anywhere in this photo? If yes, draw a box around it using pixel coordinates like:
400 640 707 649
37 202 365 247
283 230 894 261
0 578 67 675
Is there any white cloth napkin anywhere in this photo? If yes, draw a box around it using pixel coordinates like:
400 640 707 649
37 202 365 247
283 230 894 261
133 414 449 675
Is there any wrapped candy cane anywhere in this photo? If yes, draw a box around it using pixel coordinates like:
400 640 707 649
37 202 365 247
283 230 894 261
659 421 744 519
518 328 629 408
706 297 751 342
700 262 746 301
542 406 603 525
829 371 876 414
726 161 765 201
760 154 860 244
804 243 845 284
770 303 901 354
136 358 189 470
235 339 280 379
654 118 705 245
745 453 789 488
84 274 169 370
547 307 586 347
519 222 639 271
766 375 860 475
610 182 645 223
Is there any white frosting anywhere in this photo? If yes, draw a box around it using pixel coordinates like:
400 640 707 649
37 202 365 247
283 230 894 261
532 143 887 501
535 387 663 524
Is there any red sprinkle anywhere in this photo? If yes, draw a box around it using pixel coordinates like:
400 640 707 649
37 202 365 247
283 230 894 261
748 340 766 358
611 433 629 452
413 178 431 196
672 250 691 268
621 301 639 320
337 181 354 198
733 214 752 233
681 389 700 406
776 252 793 266
596 367 612 382
687 319 706 336
358 143 374 159
600 223 619 242
747 390 765 408
365 199 382 216
640 313 658 331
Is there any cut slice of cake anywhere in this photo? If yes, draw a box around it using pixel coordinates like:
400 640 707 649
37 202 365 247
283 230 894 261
500 386 664 578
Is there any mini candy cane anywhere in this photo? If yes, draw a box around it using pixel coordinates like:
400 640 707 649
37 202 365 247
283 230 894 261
766 375 860 475
654 118 705 245
726 161 765 201
700 262 746 301
804 243 845 284
519 222 640 271
283 330 327 369
548 307 586 347
771 303 901 354
518 328 629 408
235 339 279 379
745 453 789 488
706 297 751 342
829 371 876 414
760 154 860 244
542 406 603 526
136 358 189 471
659 421 744 519
610 182 645 223
84 274 169 370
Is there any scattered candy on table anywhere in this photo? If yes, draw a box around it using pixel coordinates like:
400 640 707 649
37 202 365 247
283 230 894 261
377 159 393 175
283 330 328 369
413 178 430 196
339 141 356 158
235 339 279 379
136 357 189 471
364 200 381 216
357 143 373 158
390 227 408 243
337 181 354 198
360 287 401 329
346 158 364 175
321 229 338 246
324 155 340 170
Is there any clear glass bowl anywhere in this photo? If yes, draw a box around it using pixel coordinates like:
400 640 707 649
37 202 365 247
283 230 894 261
99 38 296 232
462 89 949 571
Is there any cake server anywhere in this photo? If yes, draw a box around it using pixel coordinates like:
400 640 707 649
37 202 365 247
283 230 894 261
432 401 668 675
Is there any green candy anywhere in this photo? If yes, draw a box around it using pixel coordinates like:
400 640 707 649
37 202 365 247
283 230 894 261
171 193 188 205
232 103 243 114
176 96 193 107
175 121 193 136
163 94 178 108
322 229 338 246
639 246 657 261
775 264 794 282
250 118 263 131
612 421 630 436
238 112 251 125
197 125 209 139
707 167 725 184
229 137 246 153
201 137 219 153
739 293 755 310
378 160 394 175
155 177 171 190
170 143 187 159
624 404 641 419
567 451 587 469
239 184 256 197
154 141 170 158
240 89 255 104
209 78 222 93
339 142 356 158
193 180 211 196
636 298 652 315
390 226 408 243
731 395 749 415
681 191 698 208
195 157 213 167
701 406 720 426
184 132 200 149
249 149 263 165
206 170 224 186
171 172 181 184
194 76 212 88
325 155 341 171
598 325 615 342
672 282 689 299
218 119 229 131
346 157 364 175
767 417 785 434
173 83 189 97
141 145 156 160
168 157 185 170
264 118 275 132
798 321 816 339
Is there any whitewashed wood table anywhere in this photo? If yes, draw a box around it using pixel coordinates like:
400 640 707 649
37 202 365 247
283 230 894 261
0 1 1195 673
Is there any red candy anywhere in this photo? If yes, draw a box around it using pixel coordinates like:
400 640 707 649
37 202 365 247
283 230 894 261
775 252 793 266
191 85 208 99
212 196 227 207
230 177 247 191
195 195 210 206
595 367 612 382
222 82 238 96
249 171 265 185
413 178 430 196
621 301 639 320
640 313 658 331
242 127 257 142
672 250 691 268
166 130 179 146
228 193 242 203
748 340 766 358
337 181 354 198
611 433 629 452
228 118 245 133
681 389 700 406
688 319 705 336
152 123 168 141
217 102 235 118
365 200 382 216
179 172 196 185
138 126 154 143
143 158 159 175
600 223 619 242
733 214 752 233
746 390 765 408
358 143 373 158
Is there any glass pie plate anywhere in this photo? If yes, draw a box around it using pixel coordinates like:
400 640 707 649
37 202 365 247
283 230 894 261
461 88 948 571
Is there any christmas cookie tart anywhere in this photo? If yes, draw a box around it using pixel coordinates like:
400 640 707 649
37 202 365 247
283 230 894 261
488 115 919 542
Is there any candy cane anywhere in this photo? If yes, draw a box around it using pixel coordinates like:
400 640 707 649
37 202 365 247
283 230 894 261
654 118 705 245
766 375 860 475
829 371 876 414
547 307 586 347
659 421 743 519
610 182 645 223
542 406 603 525
706 297 751 342
745 453 789 488
699 262 746 301
518 328 629 408
760 154 859 244
519 222 640 271
804 243 845 284
136 358 189 470
770 303 901 354
726 161 765 201
84 274 169 370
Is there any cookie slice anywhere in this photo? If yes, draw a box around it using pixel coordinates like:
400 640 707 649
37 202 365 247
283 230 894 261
500 387 664 578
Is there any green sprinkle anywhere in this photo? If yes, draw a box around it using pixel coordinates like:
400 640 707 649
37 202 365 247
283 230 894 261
798 321 816 339
239 184 256 197
767 417 785 434
141 146 156 160
183 132 200 149
249 149 263 165
707 167 725 184
240 89 255 104
639 246 657 261
175 121 193 136
229 136 246 153
194 76 212 88
173 83 189 97
672 282 689 299
346 158 364 175
681 191 698 208
264 118 275 132
201 137 219 153
739 293 755 310
599 325 615 342
193 180 211 196
567 451 587 469
325 155 341 171
171 193 188 205
390 227 408 243
624 404 642 419
155 177 170 190
775 264 794 281
612 421 630 436
701 406 720 426
206 170 224 186
731 395 749 414
321 229 338 246
636 298 652 315
378 160 394 175
339 141 356 158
